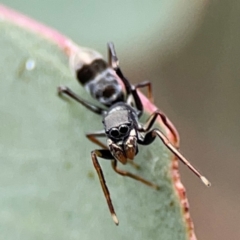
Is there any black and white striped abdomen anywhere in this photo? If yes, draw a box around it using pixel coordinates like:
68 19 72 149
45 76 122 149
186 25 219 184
70 47 124 107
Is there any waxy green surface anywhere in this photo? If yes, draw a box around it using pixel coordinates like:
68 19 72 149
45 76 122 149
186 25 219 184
0 20 189 240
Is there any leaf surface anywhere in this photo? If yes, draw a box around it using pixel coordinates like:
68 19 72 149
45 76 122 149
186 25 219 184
0 5 195 240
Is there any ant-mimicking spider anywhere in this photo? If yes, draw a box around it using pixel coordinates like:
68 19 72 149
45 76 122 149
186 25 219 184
58 42 211 225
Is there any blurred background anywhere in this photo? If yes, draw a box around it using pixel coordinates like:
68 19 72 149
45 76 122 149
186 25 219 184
1 1 239 239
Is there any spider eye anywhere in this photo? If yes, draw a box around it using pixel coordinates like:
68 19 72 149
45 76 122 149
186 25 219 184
110 128 120 138
119 125 129 134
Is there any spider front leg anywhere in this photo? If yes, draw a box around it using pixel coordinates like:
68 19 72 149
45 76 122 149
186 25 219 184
138 129 211 187
86 130 107 149
91 149 119 225
133 81 154 103
139 110 180 148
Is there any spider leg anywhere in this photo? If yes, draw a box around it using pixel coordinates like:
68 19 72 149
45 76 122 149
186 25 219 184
138 110 180 148
107 42 143 116
138 129 211 187
58 86 105 115
133 80 154 103
86 130 107 149
111 159 159 190
91 149 119 225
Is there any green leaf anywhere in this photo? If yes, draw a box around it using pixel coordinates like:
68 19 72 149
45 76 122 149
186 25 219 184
0 5 195 240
